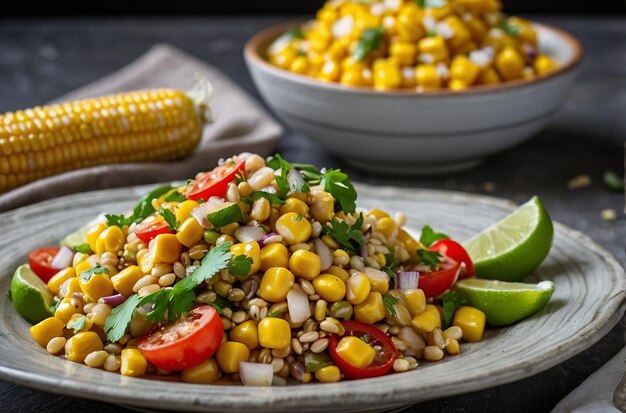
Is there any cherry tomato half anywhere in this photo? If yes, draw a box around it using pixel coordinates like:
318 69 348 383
138 305 223 371
187 158 245 201
28 247 60 282
328 320 397 379
430 239 474 278
133 219 173 244
418 257 461 299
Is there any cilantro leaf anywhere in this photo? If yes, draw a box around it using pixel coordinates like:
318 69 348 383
321 169 357 214
105 213 132 227
104 294 142 342
234 170 247 185
267 310 283 317
360 334 370 343
159 206 180 231
229 254 254 278
49 299 60 313
73 243 92 254
131 185 174 223
164 191 187 202
417 249 442 269
322 214 365 255
243 191 285 205
354 27 384 61
415 0 445 9
419 225 449 246
383 293 399 317
304 352 332 372
441 291 468 327
79 264 109 283
184 242 233 287
295 213 303 221
381 246 399 287
498 19 521 37
207 204 243 228
209 295 236 315
69 315 86 333
167 289 197 322
144 289 170 323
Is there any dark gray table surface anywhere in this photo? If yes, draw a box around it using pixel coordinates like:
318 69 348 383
0 15 624 413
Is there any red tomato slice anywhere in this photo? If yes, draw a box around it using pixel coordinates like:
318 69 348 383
134 219 173 244
28 247 60 282
328 320 397 379
187 158 245 201
137 305 223 371
419 257 461 298
430 239 475 278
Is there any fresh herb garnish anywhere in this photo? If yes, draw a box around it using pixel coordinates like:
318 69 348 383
381 246 399 287
498 19 521 37
415 0 445 9
354 27 384 61
159 206 180 231
304 352 333 372
267 154 310 197
228 254 254 278
73 243 92 254
417 249 442 269
105 214 132 227
321 170 357 214
243 191 285 205
419 225 448 247
164 191 187 203
209 295 237 315
69 315 86 333
322 213 365 255
207 204 243 228
295 213 303 221
79 264 109 283
235 170 247 185
441 291 467 327
360 334 371 343
383 293 399 317
266 310 283 317
603 171 624 192
105 184 175 227
49 299 60 313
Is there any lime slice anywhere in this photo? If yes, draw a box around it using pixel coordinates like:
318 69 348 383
455 278 555 326
10 264 54 324
463 196 553 282
60 213 106 248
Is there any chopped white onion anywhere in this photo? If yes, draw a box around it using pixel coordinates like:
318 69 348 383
469 49 492 68
51 245 74 270
314 239 333 271
397 271 420 290
436 22 454 39
234 226 266 243
239 362 273 386
287 168 307 193
370 3 385 16
191 197 227 229
331 15 354 38
287 287 311 324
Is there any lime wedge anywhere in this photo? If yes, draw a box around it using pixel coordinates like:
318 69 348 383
463 196 553 282
60 213 106 248
455 278 555 326
10 264 54 324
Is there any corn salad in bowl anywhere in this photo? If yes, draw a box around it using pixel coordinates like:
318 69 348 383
19 153 488 385
267 0 559 91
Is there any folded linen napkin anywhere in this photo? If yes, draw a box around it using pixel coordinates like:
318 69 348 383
0 43 282 212
552 345 626 413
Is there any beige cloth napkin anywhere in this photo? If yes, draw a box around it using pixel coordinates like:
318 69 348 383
0 43 282 212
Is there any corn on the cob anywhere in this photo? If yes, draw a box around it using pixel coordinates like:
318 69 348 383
0 84 212 193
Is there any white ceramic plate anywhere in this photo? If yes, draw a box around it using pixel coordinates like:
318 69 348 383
0 184 623 412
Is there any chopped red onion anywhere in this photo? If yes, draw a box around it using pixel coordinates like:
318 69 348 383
287 287 311 323
397 271 420 290
98 294 127 308
239 362 273 386
51 245 74 270
360 245 367 259
258 232 280 247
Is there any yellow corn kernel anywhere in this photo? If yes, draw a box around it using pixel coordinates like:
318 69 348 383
136 249 153 274
216 341 250 373
65 277 82 295
289 56 310 75
307 53 325 77
54 297 82 324
397 3 424 42
260 243 290 272
426 304 443 328
321 234 339 249
477 67 501 85
415 64 442 89
376 217 397 239
181 357 219 384
72 252 89 269
176 217 204 248
454 0 501 13
365 268 389 294
325 41 348 62
522 67 535 80
229 320 259 350
315 365 341 383
318 60 341 82
313 274 346 302
333 249 349 262
111 265 143 297
465 16 488 42
47 267 76 295
86 223 107 253
418 36 449 63
495 46 524 81
175 200 199 223
150 233 182 264
453 306 486 342
29 316 64 347
390 42 417 66
509 16 537 46
335 336 376 368
289 250 321 280
450 55 481 85
287 191 308 203
411 310 439 333
443 16 472 52
230 241 261 276
257 317 291 350
534 54 558 75
346 272 371 305
64 331 103 363
271 45 298 69
374 62 402 91
424 2 453 19
367 209 389 220
120 348 148 377
449 79 468 91
325 265 349 282
354 292 385 324
280 198 309 217
310 190 335 224
340 66 372 87
79 269 114 302
397 229 422 255
258 267 295 302
95 226 126 255
74 259 92 278
404 288 427 316
275 212 312 245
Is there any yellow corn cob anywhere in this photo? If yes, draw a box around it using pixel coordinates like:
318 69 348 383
0 84 212 193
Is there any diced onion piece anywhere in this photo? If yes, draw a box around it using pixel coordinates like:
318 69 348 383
397 271 419 291
331 15 354 38
287 168 307 193
314 239 333 271
258 232 281 247
239 362 273 386
234 226 266 243
287 287 311 324
191 197 227 229
98 294 127 308
51 245 74 270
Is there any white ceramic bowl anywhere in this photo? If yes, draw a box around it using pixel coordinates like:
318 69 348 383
244 22 583 174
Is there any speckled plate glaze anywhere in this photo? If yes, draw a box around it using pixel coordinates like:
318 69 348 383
0 184 623 413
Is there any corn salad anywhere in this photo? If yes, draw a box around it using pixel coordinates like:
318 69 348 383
26 153 487 384
267 0 558 91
